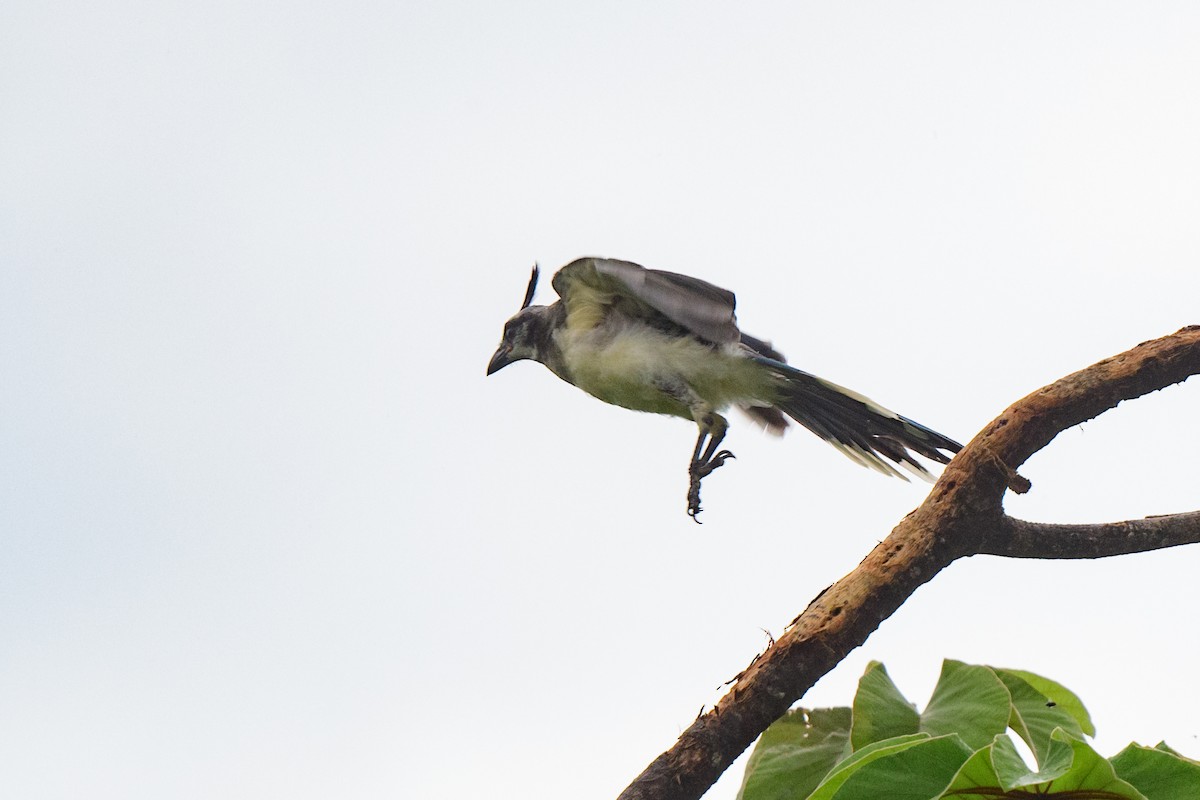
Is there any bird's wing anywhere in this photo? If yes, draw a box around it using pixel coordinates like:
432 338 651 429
550 257 741 345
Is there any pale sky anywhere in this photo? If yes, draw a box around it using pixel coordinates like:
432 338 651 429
3 3 1199 799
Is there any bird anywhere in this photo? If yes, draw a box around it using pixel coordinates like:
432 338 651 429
486 257 962 520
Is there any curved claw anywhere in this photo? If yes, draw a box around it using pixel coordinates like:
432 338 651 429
691 450 736 479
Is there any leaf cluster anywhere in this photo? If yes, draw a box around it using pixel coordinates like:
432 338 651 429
736 660 1199 800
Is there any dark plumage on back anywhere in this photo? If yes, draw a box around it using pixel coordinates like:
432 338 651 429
553 258 741 346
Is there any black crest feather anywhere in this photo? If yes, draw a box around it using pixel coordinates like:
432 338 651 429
521 264 539 309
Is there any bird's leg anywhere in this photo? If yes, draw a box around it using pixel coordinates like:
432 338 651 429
691 423 733 478
687 412 734 521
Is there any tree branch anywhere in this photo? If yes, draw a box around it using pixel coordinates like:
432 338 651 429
982 512 1200 559
616 325 1200 800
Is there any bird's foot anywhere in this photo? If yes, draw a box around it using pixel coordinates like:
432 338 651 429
686 450 735 522
691 449 735 479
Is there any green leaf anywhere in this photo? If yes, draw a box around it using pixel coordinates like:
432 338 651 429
821 734 972 800
984 734 1026 786
1041 731 1146 799
919 661 1012 750
737 707 852 800
995 670 1084 766
1110 742 1200 800
990 732 1074 789
941 740 1001 793
850 661 919 750
997 667 1095 736
804 734 931 800
1153 741 1184 757
943 731 1146 799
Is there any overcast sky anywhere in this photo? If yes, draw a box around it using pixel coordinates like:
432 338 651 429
3 3 1200 799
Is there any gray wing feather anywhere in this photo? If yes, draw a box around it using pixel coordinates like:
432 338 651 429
553 257 741 345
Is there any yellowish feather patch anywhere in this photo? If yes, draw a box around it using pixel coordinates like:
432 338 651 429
556 325 775 419
563 283 612 333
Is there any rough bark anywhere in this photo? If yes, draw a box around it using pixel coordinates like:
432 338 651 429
617 326 1200 800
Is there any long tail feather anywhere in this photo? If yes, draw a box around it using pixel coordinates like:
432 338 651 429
754 356 962 481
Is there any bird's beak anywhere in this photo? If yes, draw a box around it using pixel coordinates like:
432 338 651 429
486 345 514 375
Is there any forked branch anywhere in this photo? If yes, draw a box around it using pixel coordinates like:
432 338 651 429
617 325 1200 800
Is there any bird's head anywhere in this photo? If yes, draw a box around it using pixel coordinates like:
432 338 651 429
487 265 547 375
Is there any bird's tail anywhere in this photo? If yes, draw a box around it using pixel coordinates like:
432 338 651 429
754 356 962 480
